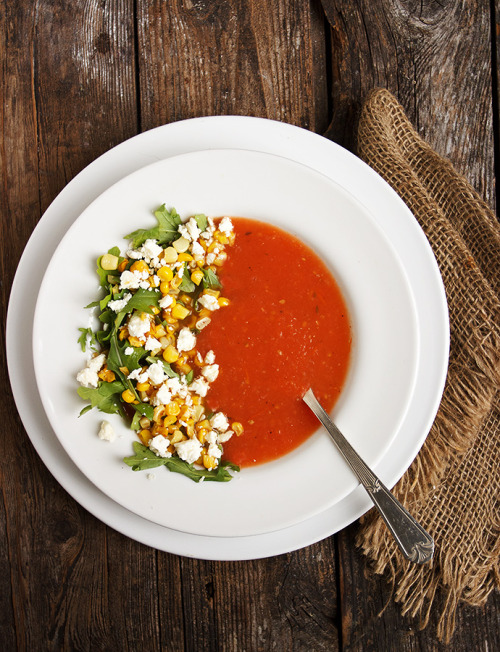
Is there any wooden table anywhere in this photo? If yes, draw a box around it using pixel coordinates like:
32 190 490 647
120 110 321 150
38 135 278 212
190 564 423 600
2 1 498 649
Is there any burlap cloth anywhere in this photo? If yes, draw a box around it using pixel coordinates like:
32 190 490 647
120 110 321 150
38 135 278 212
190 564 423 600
354 89 500 642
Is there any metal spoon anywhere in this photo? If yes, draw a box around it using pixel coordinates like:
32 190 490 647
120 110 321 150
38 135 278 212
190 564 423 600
303 388 434 564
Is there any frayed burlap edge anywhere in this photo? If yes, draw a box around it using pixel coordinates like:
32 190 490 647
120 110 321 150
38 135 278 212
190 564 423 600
354 88 500 643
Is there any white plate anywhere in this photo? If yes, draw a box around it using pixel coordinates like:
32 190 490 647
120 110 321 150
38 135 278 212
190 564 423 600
33 149 418 538
7 116 448 558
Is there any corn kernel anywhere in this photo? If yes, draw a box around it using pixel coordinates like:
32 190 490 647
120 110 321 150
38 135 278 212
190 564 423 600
139 417 151 429
191 268 204 285
176 362 192 375
138 429 152 445
218 297 230 307
163 415 177 427
204 289 220 298
203 454 217 470
150 306 160 315
170 430 185 444
130 260 149 274
158 266 174 282
167 402 180 416
163 247 178 263
118 259 129 272
197 428 208 444
163 345 179 363
101 253 119 270
178 252 193 262
172 303 190 320
122 389 135 403
136 381 150 392
232 422 244 436
128 336 144 348
119 328 128 340
155 324 167 338
197 419 210 430
214 252 227 266
215 232 229 244
98 368 116 382
170 275 183 289
160 280 170 295
172 236 190 253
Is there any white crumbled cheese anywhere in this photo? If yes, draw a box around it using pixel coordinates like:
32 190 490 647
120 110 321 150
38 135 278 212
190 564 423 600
148 361 167 385
119 270 140 289
76 367 99 388
219 216 233 234
210 411 229 432
154 383 172 406
217 430 233 444
190 377 209 397
175 437 203 464
201 364 219 383
128 313 151 339
208 443 222 459
149 435 172 458
206 253 216 265
124 346 134 355
166 376 183 396
108 292 132 313
205 350 216 364
98 420 116 442
126 248 143 259
127 368 148 383
147 473 156 481
198 294 219 311
76 353 106 388
140 239 163 260
206 430 218 445
177 327 197 352
88 354 106 372
144 336 162 351
191 241 205 258
159 294 173 309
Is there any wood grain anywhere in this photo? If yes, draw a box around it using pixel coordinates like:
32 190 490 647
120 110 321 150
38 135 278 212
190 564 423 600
322 0 495 208
136 0 329 132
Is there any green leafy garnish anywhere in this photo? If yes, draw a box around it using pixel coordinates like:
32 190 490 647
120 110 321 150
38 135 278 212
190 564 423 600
194 214 208 231
179 265 195 292
123 442 239 482
122 287 161 314
185 369 194 384
145 356 179 378
125 204 181 248
78 327 98 352
77 381 126 416
202 268 222 289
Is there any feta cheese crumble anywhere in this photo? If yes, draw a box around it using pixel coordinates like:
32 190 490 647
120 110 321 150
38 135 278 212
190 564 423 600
98 420 116 442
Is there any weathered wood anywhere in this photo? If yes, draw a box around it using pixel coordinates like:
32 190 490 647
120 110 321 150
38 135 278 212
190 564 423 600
136 0 329 133
322 0 495 208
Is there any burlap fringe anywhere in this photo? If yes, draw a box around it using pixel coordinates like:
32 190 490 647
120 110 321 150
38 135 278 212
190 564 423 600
354 88 500 643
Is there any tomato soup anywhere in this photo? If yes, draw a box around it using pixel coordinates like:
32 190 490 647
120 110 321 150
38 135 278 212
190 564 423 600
197 218 351 467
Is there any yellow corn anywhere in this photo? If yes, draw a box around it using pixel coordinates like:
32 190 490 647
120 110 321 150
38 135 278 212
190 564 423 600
197 419 210 430
139 417 151 429
101 253 119 271
167 402 180 416
154 324 167 338
171 304 190 320
160 281 170 295
215 232 229 244
121 389 135 403
130 260 149 274
170 430 185 444
214 252 227 266
177 252 193 262
197 428 208 444
170 275 183 289
128 336 144 348
136 381 150 392
218 297 230 307
118 259 129 272
138 429 152 445
98 368 116 382
172 236 190 253
176 362 192 375
203 454 217 470
232 422 244 436
157 266 174 282
119 328 128 341
163 415 177 427
163 247 178 263
191 268 204 285
204 289 220 298
163 345 179 363
150 306 160 315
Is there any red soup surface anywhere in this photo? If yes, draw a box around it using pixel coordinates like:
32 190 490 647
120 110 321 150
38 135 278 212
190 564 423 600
198 218 352 467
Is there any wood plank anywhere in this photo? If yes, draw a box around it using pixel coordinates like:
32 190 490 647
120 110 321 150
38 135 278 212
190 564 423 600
177 539 340 651
136 0 329 133
1 1 170 649
337 523 500 651
322 0 496 208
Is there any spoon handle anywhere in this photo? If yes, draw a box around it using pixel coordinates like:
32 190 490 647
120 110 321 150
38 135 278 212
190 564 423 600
303 389 434 564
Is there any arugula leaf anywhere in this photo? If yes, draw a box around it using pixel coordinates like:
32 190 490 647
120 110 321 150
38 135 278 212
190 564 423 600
202 268 222 290
122 287 161 314
185 370 194 384
179 265 195 292
77 381 126 416
77 327 98 352
123 442 239 482
132 402 155 420
193 214 208 231
125 204 181 248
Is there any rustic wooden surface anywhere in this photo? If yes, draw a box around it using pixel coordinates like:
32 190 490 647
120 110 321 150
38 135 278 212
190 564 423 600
1 0 498 650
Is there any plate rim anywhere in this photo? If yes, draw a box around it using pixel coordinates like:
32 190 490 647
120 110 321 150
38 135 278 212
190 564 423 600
7 115 449 559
